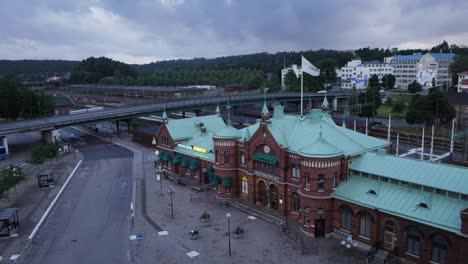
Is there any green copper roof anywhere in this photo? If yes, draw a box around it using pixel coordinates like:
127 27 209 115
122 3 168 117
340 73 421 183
214 125 239 138
350 152 468 195
238 123 259 142
332 176 468 234
216 104 220 115
298 136 343 158
174 131 216 162
267 110 389 156
322 96 329 109
165 115 226 141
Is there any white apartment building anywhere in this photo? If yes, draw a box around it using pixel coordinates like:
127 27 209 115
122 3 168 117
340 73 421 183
339 60 393 89
388 53 455 89
458 71 468 93
281 64 302 87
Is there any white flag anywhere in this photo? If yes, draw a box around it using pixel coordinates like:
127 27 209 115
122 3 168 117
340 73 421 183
301 56 320 76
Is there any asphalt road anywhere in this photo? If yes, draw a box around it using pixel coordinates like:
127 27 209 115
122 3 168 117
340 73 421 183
21 127 133 264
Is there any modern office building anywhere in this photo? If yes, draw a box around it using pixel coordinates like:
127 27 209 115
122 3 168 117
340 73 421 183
155 100 468 264
339 60 393 89
388 53 455 89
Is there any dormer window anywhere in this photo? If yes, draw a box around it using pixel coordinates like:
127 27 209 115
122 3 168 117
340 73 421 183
418 202 429 209
367 189 377 195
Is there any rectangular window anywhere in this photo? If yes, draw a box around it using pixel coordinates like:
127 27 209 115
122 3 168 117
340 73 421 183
224 151 230 164
240 151 245 164
215 151 218 162
432 245 447 264
333 172 337 188
291 163 300 179
292 194 300 212
359 216 372 238
305 173 311 189
406 236 420 256
318 174 324 191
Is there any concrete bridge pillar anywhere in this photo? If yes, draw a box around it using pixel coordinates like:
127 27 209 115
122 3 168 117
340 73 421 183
115 120 120 132
0 136 9 155
41 129 59 143
333 97 338 111
126 119 132 132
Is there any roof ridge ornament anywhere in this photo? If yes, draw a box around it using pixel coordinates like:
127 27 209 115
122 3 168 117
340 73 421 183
261 87 270 117
226 102 232 126
216 103 220 116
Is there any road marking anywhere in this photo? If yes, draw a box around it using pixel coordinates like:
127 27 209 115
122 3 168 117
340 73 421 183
186 251 199 258
129 235 137 240
0 256 2 261
28 160 83 240
10 254 20 260
158 231 168 236
248 216 256 220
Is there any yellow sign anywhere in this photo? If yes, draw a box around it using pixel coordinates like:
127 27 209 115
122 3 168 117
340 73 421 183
192 146 207 153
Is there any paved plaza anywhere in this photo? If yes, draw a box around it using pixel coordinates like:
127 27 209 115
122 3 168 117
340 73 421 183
125 139 367 264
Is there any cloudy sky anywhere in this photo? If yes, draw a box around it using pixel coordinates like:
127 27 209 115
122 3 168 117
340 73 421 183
1 0 467 64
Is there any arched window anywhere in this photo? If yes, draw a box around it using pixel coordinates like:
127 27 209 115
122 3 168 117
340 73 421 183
359 212 373 238
305 173 311 189
340 206 353 230
406 226 422 257
291 193 300 212
431 234 450 264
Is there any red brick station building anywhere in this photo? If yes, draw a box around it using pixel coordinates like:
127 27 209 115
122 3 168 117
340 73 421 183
155 99 468 263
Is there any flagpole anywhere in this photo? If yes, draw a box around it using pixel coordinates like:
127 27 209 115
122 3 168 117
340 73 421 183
429 125 434 161
450 119 455 154
420 127 425 160
396 133 400 156
300 56 304 117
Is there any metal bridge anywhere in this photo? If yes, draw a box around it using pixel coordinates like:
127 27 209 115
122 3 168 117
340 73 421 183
0 92 350 136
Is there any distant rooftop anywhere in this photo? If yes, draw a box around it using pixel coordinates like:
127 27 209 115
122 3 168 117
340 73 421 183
390 53 455 62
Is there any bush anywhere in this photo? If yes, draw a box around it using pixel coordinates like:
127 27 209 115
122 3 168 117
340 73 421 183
0 166 25 195
392 100 405 113
408 81 422 93
200 211 210 220
29 142 60 165
233 226 244 235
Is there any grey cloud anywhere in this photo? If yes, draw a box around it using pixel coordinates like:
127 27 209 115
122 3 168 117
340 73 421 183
0 0 467 64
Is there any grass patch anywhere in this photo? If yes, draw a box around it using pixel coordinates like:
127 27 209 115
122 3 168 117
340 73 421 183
376 105 406 119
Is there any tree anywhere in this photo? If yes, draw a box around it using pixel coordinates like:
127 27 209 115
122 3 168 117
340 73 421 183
284 70 299 91
381 74 396 89
317 59 337 84
449 55 468 86
408 81 422 93
264 74 281 92
368 74 380 88
430 41 450 53
405 89 456 125
349 87 381 117
0 76 54 119
392 100 405 113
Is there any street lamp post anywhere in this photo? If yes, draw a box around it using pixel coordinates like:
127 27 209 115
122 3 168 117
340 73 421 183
168 185 175 219
226 212 232 256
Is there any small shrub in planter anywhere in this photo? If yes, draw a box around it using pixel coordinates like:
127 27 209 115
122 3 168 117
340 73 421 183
189 229 200 240
233 226 244 238
200 211 210 222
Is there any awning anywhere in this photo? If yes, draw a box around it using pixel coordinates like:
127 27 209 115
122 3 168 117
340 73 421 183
158 150 166 159
207 166 215 177
253 153 278 164
211 174 221 185
181 157 190 167
189 160 200 170
173 155 182 164
162 152 172 161
223 176 232 188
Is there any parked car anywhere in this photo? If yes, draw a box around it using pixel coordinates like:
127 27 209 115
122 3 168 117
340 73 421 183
318 90 327 94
